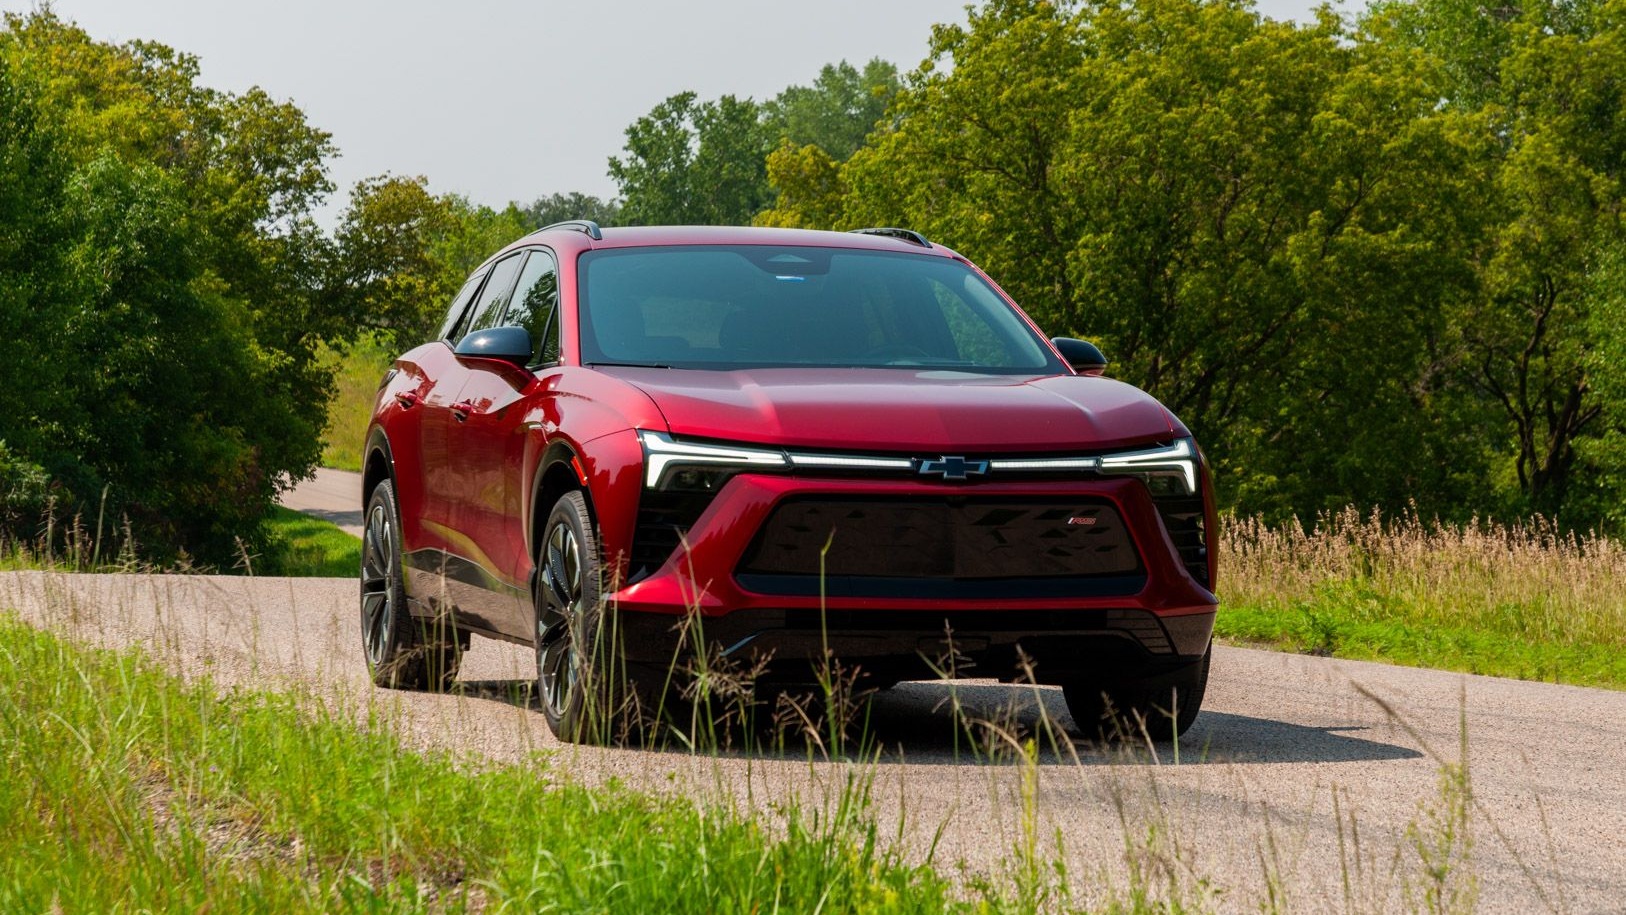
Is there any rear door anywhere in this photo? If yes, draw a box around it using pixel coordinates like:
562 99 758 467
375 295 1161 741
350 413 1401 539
397 273 481 589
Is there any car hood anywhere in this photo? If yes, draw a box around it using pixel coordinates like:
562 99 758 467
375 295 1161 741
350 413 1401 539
602 367 1176 453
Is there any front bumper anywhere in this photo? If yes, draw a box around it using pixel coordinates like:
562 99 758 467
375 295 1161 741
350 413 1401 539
603 473 1217 683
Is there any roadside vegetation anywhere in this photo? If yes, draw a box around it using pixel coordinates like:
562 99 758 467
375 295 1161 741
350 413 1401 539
3 593 1562 912
0 506 355 578
1220 509 1626 689
260 507 361 577
0 615 970 913
318 334 396 474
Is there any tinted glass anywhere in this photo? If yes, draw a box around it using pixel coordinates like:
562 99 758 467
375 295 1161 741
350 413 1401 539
502 249 560 365
439 274 485 343
577 246 1061 374
466 253 525 335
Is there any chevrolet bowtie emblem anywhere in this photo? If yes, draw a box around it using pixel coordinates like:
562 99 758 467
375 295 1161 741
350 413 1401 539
918 456 989 480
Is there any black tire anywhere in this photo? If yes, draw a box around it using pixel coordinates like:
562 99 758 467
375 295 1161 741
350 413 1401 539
360 479 461 691
533 490 655 744
1063 643 1210 743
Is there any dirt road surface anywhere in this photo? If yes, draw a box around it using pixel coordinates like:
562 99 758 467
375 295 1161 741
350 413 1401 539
0 473 1620 912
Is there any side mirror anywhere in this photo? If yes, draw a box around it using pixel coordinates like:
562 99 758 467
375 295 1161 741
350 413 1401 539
1051 337 1108 376
455 326 533 368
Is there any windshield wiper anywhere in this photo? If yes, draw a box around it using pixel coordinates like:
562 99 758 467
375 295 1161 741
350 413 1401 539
587 361 672 369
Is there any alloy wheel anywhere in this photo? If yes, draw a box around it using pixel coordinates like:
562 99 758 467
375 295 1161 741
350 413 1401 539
360 499 396 667
537 518 585 717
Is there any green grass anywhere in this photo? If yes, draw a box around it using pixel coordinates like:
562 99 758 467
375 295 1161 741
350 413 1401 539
1219 508 1626 690
261 506 361 577
319 334 395 473
1 507 361 578
1218 598 1626 687
0 614 972 913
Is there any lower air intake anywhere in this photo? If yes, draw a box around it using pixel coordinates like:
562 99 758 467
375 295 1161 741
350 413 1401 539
736 496 1145 599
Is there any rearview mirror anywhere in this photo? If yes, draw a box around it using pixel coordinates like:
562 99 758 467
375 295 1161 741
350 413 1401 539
1051 337 1108 376
455 326 532 368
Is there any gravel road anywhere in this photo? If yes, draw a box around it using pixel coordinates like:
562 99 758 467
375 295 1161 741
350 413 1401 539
1 473 1621 912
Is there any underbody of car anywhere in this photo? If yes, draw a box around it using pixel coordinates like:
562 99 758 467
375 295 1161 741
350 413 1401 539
359 223 1219 744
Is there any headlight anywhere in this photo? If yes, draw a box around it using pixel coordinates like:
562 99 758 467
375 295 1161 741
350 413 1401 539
1096 437 1199 494
638 431 788 490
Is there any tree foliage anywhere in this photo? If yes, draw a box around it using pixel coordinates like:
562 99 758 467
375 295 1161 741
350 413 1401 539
778 0 1626 529
519 191 621 230
0 12 345 563
765 59 902 160
608 92 776 226
837 0 1495 518
610 59 902 227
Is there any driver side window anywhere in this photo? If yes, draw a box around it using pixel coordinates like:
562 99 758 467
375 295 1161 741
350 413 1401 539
439 274 485 344
501 249 561 366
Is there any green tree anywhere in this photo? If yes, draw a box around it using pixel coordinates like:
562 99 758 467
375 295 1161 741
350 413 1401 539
608 92 775 225
330 174 458 346
840 0 1493 520
611 61 900 228
1370 0 1626 522
0 11 351 562
0 49 72 523
520 191 621 229
754 140 846 229
329 178 542 348
766 59 902 160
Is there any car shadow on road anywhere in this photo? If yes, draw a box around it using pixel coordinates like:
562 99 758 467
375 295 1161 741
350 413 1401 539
453 676 1422 767
296 506 364 533
854 681 1422 766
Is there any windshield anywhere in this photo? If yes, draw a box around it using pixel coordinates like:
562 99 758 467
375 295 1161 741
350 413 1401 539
577 246 1063 374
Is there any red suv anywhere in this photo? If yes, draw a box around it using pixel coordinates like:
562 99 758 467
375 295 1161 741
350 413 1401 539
359 223 1218 742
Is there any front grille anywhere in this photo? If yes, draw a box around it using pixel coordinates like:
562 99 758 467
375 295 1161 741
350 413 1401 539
1151 491 1209 588
629 491 715 581
737 496 1145 599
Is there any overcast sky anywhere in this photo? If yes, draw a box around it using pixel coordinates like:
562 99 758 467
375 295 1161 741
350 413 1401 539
10 0 1327 226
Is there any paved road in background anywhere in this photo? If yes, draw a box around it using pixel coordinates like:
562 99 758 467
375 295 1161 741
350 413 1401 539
3 471 1614 913
279 467 364 537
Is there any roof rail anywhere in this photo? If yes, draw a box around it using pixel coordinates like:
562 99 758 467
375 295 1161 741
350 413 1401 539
849 227 931 248
539 219 603 241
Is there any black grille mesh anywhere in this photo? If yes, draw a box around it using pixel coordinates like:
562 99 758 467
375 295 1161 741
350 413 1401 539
629 491 715 580
737 496 1144 598
1151 491 1209 587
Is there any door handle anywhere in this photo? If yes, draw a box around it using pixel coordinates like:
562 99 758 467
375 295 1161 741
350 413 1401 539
394 392 419 409
452 400 474 422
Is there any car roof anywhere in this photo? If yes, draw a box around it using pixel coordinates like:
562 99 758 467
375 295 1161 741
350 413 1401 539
481 224 962 272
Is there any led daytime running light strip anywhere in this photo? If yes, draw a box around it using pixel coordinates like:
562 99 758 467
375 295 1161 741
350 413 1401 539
639 430 1197 492
639 431 788 488
987 457 1101 471
788 454 915 470
1096 438 1197 492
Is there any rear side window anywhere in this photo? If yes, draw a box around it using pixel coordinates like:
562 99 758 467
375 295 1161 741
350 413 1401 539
502 249 561 365
465 253 526 336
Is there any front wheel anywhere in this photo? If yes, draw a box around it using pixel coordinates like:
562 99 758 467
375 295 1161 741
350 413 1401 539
534 490 655 743
359 479 461 690
1062 643 1211 743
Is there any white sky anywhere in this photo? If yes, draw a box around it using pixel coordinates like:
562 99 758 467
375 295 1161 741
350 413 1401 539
10 0 1326 226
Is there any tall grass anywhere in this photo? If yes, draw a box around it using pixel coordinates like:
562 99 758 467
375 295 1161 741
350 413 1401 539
4 565 1593 914
0 505 357 578
1220 507 1626 687
0 614 967 913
